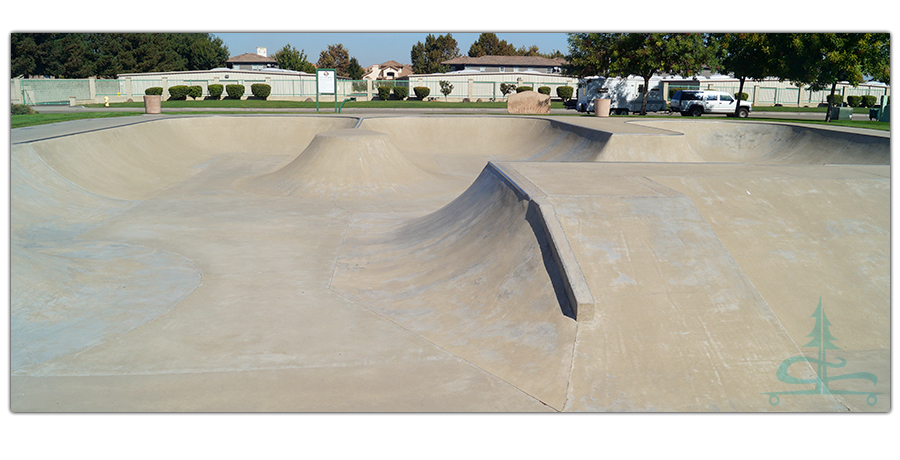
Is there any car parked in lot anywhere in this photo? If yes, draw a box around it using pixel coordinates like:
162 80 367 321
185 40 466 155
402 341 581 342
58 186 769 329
669 90 752 117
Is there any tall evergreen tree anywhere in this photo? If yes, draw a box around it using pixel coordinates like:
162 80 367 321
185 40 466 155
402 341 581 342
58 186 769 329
468 33 517 57
410 33 459 74
346 57 364 80
317 44 351 76
273 44 316 73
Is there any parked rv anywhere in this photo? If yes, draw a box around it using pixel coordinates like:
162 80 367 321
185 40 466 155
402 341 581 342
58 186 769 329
576 76 667 115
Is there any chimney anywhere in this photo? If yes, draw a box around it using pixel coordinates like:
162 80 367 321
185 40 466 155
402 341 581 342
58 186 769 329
257 47 267 57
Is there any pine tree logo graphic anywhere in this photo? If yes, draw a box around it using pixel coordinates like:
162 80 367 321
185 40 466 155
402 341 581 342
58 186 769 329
763 298 880 406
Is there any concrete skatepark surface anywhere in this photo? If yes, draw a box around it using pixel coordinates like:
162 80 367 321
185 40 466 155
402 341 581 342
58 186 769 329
10 115 890 412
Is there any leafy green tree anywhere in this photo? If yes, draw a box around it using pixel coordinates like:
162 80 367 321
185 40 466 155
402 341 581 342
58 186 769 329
564 33 621 78
775 33 890 121
468 33 518 57
609 33 720 115
411 33 460 74
317 43 351 76
346 57 365 80
716 33 782 117
274 44 316 73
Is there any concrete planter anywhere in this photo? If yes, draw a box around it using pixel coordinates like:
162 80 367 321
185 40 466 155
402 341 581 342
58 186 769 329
593 99 611 117
144 95 161 114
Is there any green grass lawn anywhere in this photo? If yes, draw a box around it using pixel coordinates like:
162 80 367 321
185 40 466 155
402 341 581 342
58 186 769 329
86 99 534 109
15 102 889 132
11 111 144 128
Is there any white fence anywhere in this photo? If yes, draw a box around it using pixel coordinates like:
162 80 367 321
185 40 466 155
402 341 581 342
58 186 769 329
12 73 890 106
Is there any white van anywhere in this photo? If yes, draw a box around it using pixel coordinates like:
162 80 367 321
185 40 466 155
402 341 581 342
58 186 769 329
576 76 667 115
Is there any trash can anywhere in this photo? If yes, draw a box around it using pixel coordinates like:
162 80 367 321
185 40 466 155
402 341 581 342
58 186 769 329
869 107 881 120
878 105 889 123
593 99 611 117
144 95 161 114
830 106 853 120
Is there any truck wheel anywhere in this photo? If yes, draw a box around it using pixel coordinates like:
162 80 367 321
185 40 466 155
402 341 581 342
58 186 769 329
689 106 703 117
738 107 749 118
617 109 628 116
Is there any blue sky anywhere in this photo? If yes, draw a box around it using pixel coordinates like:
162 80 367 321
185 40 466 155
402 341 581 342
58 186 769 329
212 33 571 68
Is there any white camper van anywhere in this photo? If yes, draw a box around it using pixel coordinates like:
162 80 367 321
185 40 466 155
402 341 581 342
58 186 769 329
576 76 667 115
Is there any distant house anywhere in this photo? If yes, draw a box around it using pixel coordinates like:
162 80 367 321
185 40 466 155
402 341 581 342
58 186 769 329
442 55 567 74
363 60 413 80
226 47 278 71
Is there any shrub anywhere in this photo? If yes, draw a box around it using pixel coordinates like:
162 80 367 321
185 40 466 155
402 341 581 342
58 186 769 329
189 85 203 99
251 83 271 99
735 92 749 101
439 80 453 100
145 87 163 96
393 86 409 100
226 84 245 99
846 95 862 107
500 83 516 96
556 86 574 102
861 95 877 107
826 94 843 106
168 85 191 100
208 84 224 99
12 103 34 115
413 86 430 100
352 81 367 93
376 84 393 100
537 86 551 95
515 86 533 92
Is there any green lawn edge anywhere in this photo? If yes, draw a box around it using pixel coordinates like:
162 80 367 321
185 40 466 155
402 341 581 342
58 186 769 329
13 108 889 132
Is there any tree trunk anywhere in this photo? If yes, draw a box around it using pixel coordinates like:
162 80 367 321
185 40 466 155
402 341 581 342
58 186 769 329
641 75 650 115
825 81 837 122
735 76 746 117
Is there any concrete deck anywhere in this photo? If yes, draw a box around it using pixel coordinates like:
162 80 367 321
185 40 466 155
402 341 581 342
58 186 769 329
10 115 890 412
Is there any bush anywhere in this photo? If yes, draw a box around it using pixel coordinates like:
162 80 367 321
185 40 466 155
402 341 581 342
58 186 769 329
500 83 516 96
556 86 574 102
226 84 245 99
145 87 163 96
439 80 454 100
826 94 843 106
393 86 409 100
376 84 393 100
515 86 533 92
12 103 34 115
537 86 552 95
168 85 191 100
861 95 877 107
251 83 271 99
413 86 430 100
735 92 749 101
189 85 203 99
846 95 862 107
208 84 224 99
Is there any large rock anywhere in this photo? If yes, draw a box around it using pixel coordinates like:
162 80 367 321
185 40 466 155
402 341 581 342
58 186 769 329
507 90 551 114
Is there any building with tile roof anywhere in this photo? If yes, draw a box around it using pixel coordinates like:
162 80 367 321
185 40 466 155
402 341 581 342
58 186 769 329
363 60 414 80
226 48 278 71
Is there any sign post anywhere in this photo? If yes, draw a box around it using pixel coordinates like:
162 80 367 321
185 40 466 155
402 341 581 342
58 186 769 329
316 69 338 113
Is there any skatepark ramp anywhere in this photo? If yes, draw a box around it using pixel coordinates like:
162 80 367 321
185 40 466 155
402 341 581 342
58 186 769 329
10 115 890 412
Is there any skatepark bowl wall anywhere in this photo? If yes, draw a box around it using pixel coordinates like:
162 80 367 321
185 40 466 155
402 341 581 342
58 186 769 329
10 115 890 412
